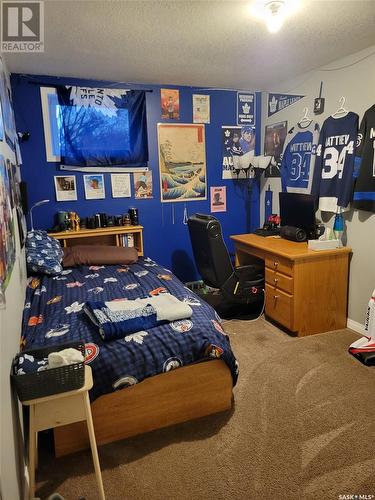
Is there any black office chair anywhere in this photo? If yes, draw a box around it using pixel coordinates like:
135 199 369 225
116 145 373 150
187 213 264 319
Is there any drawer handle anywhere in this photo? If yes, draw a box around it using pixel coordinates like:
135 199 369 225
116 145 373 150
273 295 279 300
274 261 279 268
274 278 278 284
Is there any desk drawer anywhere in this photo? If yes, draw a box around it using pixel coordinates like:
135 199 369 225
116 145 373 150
265 268 293 294
265 284 294 330
265 255 293 277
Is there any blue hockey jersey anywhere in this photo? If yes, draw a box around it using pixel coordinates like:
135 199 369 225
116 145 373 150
280 121 320 194
353 104 375 213
312 112 359 212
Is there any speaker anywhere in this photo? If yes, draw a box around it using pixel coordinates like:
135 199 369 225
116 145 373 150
280 225 307 242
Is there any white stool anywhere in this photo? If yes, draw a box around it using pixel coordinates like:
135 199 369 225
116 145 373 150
23 365 105 500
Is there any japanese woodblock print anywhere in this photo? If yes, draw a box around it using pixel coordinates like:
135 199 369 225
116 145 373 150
158 123 207 202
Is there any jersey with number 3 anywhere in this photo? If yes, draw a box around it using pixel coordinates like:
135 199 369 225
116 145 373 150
312 112 359 212
280 121 320 194
353 104 375 212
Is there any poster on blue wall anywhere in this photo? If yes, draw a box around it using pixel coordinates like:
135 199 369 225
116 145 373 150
0 155 16 290
268 93 304 117
237 92 255 126
0 58 16 149
222 125 256 179
56 86 148 169
0 98 4 142
158 123 207 202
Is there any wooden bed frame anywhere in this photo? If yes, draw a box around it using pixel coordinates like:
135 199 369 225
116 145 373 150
54 359 233 456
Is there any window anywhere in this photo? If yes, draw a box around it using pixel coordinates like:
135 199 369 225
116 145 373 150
40 86 148 170
40 87 61 162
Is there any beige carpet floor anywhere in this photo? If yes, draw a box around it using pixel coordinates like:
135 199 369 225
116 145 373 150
36 319 375 500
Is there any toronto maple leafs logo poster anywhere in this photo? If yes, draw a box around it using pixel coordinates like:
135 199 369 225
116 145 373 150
237 92 255 126
222 126 256 180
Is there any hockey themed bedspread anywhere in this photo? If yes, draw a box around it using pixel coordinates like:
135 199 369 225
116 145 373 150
21 257 238 401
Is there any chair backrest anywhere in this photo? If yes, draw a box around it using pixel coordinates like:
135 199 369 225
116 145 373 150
187 214 234 288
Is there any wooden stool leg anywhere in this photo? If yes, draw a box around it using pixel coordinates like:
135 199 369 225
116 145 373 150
28 405 36 500
35 432 38 470
83 393 105 500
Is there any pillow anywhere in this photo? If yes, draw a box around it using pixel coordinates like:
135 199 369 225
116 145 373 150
62 245 138 267
26 230 63 275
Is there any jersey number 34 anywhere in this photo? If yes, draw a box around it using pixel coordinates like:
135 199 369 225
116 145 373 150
320 141 354 180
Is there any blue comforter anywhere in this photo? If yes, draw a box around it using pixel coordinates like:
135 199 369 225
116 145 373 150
21 257 238 400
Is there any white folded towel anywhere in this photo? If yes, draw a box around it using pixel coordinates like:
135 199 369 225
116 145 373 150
48 348 84 369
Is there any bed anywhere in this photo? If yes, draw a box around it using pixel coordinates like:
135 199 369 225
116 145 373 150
22 256 238 456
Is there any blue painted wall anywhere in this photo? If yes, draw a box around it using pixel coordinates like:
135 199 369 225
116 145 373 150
11 74 261 281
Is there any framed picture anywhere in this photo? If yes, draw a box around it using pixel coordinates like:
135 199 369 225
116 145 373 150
193 94 210 124
0 58 16 149
221 125 256 179
157 123 207 203
134 171 153 199
111 173 131 198
161 89 180 120
54 175 77 201
210 186 226 213
264 121 287 159
84 174 105 200
0 90 4 142
0 155 16 288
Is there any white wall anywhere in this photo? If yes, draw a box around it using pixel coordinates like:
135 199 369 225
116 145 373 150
0 59 26 500
260 45 375 326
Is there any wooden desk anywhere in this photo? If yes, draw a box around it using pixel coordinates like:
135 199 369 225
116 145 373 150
49 225 144 256
230 234 351 336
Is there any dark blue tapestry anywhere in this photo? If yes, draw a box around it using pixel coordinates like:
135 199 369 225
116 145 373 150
56 86 148 167
21 258 238 401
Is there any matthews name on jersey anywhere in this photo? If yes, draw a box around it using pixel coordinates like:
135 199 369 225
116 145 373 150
312 112 359 212
353 104 375 212
280 121 320 194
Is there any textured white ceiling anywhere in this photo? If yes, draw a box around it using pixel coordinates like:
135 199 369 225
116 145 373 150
4 0 375 90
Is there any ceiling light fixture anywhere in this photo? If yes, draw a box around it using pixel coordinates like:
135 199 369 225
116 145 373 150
250 0 300 34
264 1 285 33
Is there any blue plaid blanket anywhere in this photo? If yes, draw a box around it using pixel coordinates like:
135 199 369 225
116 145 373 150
21 257 238 400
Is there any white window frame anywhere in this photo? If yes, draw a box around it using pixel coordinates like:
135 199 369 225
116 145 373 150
40 86 60 162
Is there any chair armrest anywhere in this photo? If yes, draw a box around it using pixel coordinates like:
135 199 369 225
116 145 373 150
234 264 264 282
221 267 264 304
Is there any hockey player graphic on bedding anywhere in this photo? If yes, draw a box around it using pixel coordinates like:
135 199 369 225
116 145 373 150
21 257 238 401
280 121 320 194
312 112 359 212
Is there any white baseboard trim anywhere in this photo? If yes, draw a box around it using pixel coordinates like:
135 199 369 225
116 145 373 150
347 318 365 335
